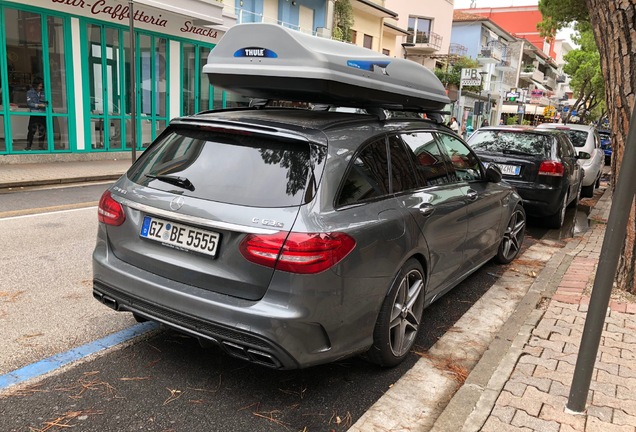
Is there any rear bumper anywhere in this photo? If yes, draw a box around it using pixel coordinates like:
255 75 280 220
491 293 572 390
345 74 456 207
580 159 603 186
92 236 388 369
506 181 563 217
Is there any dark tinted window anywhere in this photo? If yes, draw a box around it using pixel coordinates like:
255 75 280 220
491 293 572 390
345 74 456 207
388 135 419 193
400 132 451 186
337 137 389 206
437 133 483 182
469 130 551 157
129 126 313 207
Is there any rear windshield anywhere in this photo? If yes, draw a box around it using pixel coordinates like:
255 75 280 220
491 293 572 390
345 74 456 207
564 130 588 147
128 126 318 207
468 131 551 157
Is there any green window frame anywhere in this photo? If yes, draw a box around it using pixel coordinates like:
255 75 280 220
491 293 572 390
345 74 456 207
0 4 76 154
81 19 170 152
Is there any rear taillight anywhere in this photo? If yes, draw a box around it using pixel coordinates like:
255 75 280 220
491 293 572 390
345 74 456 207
239 232 356 274
98 191 126 226
538 161 564 177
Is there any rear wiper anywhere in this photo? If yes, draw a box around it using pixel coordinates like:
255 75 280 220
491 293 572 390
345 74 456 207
145 174 195 191
502 149 535 156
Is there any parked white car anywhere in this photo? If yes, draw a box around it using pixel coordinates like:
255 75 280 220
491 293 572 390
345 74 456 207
536 123 604 197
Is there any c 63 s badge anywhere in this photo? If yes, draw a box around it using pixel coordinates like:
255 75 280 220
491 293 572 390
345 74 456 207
252 218 284 228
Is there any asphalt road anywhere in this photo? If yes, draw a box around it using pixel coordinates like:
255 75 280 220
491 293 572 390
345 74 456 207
0 182 579 432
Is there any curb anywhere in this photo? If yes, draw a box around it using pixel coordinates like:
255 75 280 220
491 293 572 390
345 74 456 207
0 174 123 190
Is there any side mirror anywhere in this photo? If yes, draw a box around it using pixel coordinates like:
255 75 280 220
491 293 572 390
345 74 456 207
577 151 591 160
485 163 503 183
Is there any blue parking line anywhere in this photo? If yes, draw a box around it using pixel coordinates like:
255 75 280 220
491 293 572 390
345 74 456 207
0 321 159 391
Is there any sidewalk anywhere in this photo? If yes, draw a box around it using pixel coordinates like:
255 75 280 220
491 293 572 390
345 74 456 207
431 187 636 432
1 160 634 431
0 158 131 189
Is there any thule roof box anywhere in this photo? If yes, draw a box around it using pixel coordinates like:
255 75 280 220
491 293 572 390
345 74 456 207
203 23 450 113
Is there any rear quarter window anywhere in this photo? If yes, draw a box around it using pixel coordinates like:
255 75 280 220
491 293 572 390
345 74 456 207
565 130 588 148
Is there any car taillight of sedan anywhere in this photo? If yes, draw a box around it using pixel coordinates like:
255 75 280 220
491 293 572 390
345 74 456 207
538 161 564 177
240 232 356 274
98 191 126 226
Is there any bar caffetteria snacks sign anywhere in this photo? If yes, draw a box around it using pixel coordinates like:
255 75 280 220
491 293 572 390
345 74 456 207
47 0 221 41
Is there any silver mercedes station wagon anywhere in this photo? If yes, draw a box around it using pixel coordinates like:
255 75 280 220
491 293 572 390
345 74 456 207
92 108 525 369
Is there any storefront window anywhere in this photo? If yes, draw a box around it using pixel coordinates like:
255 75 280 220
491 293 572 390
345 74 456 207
0 8 72 153
52 117 69 151
48 16 67 114
0 115 5 152
138 33 168 147
87 23 129 151
181 41 216 116
6 9 45 152
182 43 196 116
198 46 211 111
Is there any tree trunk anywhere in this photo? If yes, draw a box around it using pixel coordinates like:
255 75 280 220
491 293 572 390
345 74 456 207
586 0 636 293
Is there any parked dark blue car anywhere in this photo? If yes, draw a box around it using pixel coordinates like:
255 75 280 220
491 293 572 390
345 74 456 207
598 129 612 164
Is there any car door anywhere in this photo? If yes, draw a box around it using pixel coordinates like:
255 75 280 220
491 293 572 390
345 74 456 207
333 135 408 279
389 131 469 301
435 132 506 272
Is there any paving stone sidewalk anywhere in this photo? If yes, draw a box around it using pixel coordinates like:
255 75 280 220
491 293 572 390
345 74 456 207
482 188 636 432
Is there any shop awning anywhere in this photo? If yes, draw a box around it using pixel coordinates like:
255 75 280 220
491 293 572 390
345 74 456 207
135 0 225 26
501 103 545 114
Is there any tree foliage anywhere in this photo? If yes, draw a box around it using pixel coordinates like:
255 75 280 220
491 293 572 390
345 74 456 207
434 56 482 92
537 0 589 39
332 0 354 42
561 26 605 123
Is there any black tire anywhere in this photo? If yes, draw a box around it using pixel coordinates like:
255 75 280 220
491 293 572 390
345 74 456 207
366 259 426 367
545 192 568 229
581 184 594 198
595 175 601 188
495 204 526 264
568 179 582 208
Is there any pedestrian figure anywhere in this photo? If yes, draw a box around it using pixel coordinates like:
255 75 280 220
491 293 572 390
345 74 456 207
449 116 460 134
26 78 47 150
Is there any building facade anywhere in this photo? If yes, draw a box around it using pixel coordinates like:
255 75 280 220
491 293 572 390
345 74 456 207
451 11 517 129
385 0 454 69
0 0 244 157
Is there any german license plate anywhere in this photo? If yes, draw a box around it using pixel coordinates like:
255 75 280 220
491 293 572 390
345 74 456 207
496 164 521 176
140 216 220 257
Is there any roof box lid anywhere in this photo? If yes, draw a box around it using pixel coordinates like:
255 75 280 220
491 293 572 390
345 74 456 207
203 23 450 112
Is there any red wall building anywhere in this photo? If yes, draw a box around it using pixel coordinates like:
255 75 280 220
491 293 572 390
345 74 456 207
456 6 556 60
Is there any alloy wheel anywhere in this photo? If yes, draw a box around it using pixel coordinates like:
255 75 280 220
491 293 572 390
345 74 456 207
500 207 526 262
389 269 425 357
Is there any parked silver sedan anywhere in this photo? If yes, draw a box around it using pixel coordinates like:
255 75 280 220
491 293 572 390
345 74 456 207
93 109 526 369
536 123 604 197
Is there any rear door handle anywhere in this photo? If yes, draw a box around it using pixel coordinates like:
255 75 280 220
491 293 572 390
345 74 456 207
466 190 478 201
419 203 435 217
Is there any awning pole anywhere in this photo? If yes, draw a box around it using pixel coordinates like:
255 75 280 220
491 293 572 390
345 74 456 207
129 0 137 163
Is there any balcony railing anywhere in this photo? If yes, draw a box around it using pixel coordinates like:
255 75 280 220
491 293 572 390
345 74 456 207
407 30 442 51
495 58 515 71
449 43 468 57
